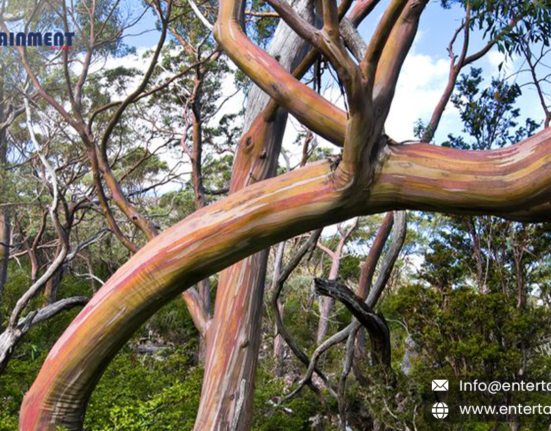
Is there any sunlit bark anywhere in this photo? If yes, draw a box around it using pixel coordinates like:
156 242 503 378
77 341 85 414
194 0 315 425
19 126 551 429
18 0 551 428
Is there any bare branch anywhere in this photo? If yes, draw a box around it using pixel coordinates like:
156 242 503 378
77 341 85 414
340 17 368 62
366 211 407 307
270 229 336 395
361 0 408 84
315 278 391 365
187 0 214 31
18 296 89 330
358 212 394 298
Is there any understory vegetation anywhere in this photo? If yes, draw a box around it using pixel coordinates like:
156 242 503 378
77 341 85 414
2 0 551 430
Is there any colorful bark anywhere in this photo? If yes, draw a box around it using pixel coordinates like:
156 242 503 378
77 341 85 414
214 0 346 146
354 212 394 360
19 127 551 430
193 111 286 430
18 0 551 428
357 212 394 300
193 1 316 426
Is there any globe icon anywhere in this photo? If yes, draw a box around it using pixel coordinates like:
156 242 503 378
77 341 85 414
432 402 449 419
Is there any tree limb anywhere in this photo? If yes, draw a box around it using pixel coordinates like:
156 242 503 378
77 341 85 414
314 278 391 365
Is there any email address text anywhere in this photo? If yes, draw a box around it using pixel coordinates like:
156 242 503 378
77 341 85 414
460 380 551 394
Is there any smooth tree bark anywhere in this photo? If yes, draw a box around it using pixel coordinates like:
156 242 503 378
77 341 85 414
206 0 379 402
271 241 286 376
353 211 394 359
19 128 551 430
316 218 359 343
194 0 316 427
19 0 551 430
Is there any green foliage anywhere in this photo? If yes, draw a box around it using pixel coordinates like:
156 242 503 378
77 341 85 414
85 347 202 431
281 277 319 351
252 367 331 431
145 296 201 345
378 285 551 430
387 286 551 378
445 68 539 150
439 1 551 57
0 267 204 430
0 270 92 430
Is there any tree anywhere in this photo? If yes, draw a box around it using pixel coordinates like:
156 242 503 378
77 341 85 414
0 98 99 373
0 51 25 329
13 1 551 431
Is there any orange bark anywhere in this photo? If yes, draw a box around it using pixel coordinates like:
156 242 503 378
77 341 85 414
20 127 551 430
18 0 551 428
194 109 287 430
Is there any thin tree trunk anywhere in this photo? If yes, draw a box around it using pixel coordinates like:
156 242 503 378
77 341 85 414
316 219 358 343
44 268 64 305
317 250 341 342
355 212 393 362
84 249 97 293
272 241 286 376
0 81 9 330
44 244 64 305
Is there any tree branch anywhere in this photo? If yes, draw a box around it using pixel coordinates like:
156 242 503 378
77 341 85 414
270 229 335 395
20 127 551 429
366 210 407 306
314 278 391 365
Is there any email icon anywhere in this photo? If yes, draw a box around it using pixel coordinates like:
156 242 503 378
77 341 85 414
432 380 449 391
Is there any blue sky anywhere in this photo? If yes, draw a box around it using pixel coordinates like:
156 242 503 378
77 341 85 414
119 0 546 145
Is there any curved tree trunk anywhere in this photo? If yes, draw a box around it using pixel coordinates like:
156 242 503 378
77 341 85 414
19 127 551 430
19 0 551 426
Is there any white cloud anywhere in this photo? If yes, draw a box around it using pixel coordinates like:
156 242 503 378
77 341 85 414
487 49 507 71
385 52 460 142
